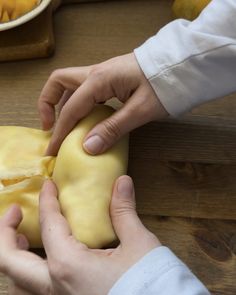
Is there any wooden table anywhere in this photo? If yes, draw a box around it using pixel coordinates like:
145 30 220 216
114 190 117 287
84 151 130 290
0 0 236 294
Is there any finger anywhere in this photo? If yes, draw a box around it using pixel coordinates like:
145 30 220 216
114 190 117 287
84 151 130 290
0 211 50 294
45 82 95 156
38 67 89 131
0 206 23 252
110 176 159 248
57 90 74 114
46 76 113 156
39 180 80 258
3 251 49 295
8 280 36 295
16 234 29 251
0 205 23 252
83 85 166 155
0 204 22 228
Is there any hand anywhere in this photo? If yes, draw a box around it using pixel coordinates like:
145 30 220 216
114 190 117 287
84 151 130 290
38 53 168 156
0 176 161 295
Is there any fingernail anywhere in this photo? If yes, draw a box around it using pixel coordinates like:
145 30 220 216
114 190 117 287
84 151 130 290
117 176 133 198
83 135 105 155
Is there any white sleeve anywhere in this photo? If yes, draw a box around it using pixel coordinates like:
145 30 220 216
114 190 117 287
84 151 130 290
108 246 210 295
134 0 236 117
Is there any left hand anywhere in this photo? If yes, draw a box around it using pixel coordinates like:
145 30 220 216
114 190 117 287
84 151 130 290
38 54 168 156
0 176 161 295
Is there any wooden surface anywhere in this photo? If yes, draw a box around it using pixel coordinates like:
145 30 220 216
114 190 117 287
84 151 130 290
0 0 101 62
0 4 55 62
0 0 236 294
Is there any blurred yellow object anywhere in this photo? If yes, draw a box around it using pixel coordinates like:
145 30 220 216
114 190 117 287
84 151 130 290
1 10 10 22
0 127 54 247
0 106 128 248
0 0 39 23
172 0 211 20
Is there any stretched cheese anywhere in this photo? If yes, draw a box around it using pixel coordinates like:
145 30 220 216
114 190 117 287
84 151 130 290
0 105 128 248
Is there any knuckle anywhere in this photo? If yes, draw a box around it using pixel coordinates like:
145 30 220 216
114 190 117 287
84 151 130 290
48 257 70 282
89 65 105 79
37 100 49 114
103 118 121 140
88 66 108 91
87 64 114 103
111 200 135 219
49 68 63 81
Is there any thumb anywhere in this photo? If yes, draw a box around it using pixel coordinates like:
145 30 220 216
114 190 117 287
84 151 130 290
83 85 168 155
110 176 149 246
0 206 50 295
83 111 127 155
83 90 145 155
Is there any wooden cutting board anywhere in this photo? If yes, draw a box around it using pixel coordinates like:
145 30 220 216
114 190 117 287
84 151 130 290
0 0 102 62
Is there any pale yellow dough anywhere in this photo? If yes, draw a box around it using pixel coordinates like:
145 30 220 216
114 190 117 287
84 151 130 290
0 106 128 248
0 127 53 247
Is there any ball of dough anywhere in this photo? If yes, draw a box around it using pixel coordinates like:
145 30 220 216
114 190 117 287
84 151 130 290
53 105 129 248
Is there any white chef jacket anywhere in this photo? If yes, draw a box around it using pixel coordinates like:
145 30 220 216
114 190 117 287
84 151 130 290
134 0 236 117
109 0 236 294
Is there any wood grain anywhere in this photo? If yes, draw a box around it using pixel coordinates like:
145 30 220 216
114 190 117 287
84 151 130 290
130 160 236 220
0 3 55 62
0 0 235 294
141 215 236 295
130 116 236 164
0 0 106 62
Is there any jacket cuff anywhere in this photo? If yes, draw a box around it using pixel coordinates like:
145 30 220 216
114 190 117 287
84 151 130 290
108 246 210 295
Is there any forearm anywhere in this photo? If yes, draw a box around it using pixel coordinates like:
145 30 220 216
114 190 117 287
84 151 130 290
134 0 236 116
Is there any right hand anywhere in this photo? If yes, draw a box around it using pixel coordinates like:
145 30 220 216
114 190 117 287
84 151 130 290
38 53 168 156
1 176 161 295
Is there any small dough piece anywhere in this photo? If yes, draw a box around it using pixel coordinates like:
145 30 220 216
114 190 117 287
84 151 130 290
53 106 129 248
